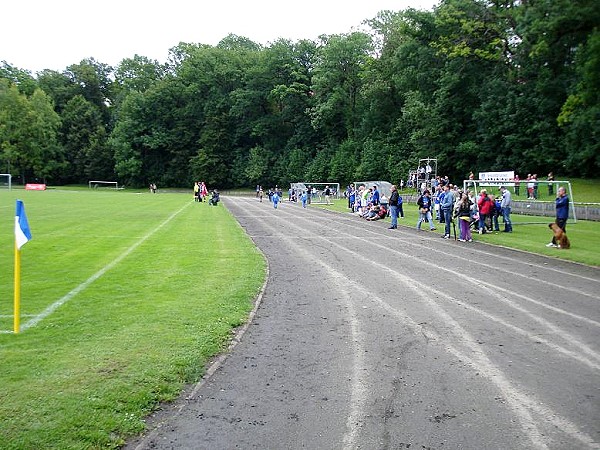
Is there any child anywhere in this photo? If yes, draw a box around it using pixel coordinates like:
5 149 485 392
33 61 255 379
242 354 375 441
272 191 280 209
301 191 307 208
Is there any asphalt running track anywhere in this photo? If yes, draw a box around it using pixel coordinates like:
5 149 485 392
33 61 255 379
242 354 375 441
129 196 600 450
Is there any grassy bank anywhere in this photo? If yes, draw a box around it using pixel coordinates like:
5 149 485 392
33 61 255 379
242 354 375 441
0 189 265 448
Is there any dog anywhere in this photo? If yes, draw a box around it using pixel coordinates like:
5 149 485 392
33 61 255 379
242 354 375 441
549 223 570 249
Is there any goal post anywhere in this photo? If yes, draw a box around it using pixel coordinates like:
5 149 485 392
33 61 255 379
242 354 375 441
88 180 118 190
464 179 576 222
290 182 340 204
0 174 12 190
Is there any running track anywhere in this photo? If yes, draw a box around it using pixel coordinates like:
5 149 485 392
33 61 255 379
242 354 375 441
129 196 600 450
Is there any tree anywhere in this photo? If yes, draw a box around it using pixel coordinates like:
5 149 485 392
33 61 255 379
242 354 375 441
558 29 600 176
0 80 63 181
0 61 37 96
309 32 373 143
61 95 112 182
113 55 166 105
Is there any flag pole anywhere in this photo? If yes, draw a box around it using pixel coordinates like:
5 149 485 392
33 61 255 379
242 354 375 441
14 240 21 334
14 199 31 334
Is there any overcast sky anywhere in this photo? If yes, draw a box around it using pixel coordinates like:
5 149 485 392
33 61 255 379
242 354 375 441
2 0 438 74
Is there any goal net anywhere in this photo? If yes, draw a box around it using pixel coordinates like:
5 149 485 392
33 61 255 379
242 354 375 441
290 182 340 204
0 174 11 190
89 180 118 189
465 179 576 222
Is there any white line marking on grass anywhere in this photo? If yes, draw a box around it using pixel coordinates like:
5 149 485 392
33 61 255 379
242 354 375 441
0 314 35 318
20 202 191 332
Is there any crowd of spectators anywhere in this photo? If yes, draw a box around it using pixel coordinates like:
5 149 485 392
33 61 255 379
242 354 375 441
414 175 512 241
344 184 392 223
340 178 514 242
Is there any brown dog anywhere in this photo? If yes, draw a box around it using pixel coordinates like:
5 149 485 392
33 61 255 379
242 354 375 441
549 223 570 249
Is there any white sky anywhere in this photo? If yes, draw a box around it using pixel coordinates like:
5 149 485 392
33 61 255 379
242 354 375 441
2 0 438 74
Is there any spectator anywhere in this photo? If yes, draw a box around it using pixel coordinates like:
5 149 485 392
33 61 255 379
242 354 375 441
547 172 554 196
433 186 442 221
397 191 404 219
527 174 534 199
194 181 200 202
440 184 455 239
366 204 387 221
499 186 512 232
348 185 356 212
456 192 473 242
371 185 380 206
416 190 436 231
301 190 307 208
547 186 569 248
477 189 493 234
388 185 400 229
208 189 220 206
347 184 355 210
489 195 501 232
324 185 332 205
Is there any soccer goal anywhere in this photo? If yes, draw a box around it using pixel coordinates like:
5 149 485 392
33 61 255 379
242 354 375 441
291 182 340 204
0 174 12 190
465 178 576 222
88 180 119 190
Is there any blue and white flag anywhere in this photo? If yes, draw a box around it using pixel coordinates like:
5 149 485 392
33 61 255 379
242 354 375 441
15 200 32 250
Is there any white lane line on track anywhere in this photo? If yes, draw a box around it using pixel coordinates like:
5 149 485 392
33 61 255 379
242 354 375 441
232 201 555 449
227 200 368 450
271 199 600 287
235 199 599 449
284 202 600 325
20 202 191 332
307 204 600 300
254 200 600 367
298 250 368 450
308 218 600 364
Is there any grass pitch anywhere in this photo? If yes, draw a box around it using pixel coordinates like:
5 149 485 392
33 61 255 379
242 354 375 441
0 189 265 448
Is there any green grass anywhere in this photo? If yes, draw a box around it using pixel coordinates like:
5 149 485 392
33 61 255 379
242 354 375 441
0 189 265 449
566 177 600 203
314 196 600 267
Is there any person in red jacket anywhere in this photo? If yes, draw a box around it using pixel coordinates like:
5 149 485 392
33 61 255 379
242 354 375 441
477 189 493 234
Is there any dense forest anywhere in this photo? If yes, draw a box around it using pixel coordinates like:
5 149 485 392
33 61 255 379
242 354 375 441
1 0 598 188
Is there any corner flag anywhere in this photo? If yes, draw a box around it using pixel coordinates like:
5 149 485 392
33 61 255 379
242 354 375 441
14 200 32 333
15 200 32 249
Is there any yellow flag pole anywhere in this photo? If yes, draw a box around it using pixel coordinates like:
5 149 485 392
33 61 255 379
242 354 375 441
14 241 21 334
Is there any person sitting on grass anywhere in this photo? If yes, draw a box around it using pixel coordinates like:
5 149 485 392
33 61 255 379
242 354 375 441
209 189 220 206
360 204 378 219
366 204 387 221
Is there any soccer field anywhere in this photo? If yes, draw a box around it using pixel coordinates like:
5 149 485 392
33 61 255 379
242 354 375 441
0 189 265 448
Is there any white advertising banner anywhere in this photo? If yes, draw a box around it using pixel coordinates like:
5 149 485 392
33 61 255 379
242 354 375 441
478 171 515 186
